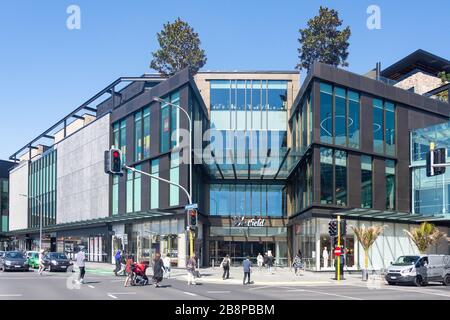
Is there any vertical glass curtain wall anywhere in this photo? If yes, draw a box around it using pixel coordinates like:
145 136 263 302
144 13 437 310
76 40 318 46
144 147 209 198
160 91 180 153
361 155 373 208
373 99 396 156
292 91 313 150
385 159 396 210
320 147 347 206
292 157 313 214
0 178 9 232
126 165 141 213
28 150 57 228
209 183 285 217
319 82 360 149
134 107 151 162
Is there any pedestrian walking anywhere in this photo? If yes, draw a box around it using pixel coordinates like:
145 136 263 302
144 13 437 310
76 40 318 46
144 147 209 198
243 256 252 285
267 250 274 274
38 249 45 275
75 249 86 284
186 253 197 285
124 255 134 287
257 253 263 271
292 250 303 276
220 254 231 280
113 250 121 276
152 253 164 287
163 254 171 278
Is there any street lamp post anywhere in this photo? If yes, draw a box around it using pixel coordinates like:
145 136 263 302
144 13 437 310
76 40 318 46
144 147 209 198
19 194 42 252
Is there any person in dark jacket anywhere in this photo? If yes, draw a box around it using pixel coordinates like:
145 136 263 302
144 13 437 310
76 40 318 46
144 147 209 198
243 256 252 285
114 250 122 276
221 255 231 280
152 253 164 287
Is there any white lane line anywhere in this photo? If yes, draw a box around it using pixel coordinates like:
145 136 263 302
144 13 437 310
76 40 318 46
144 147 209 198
107 294 118 299
365 285 450 298
0 294 23 297
88 285 95 289
107 292 136 295
207 291 231 294
183 291 197 296
300 288 363 300
248 285 272 291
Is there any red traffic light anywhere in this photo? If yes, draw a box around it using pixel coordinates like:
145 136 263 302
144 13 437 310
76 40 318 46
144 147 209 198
113 151 120 158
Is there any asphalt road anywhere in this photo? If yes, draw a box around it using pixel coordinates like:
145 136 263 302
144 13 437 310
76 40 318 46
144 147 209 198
0 269 449 300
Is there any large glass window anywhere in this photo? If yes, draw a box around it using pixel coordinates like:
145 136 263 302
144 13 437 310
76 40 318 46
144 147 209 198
334 87 347 146
160 103 170 153
373 99 384 154
373 99 396 155
169 153 180 207
267 81 287 110
119 120 126 162
385 102 395 156
361 155 373 208
126 170 133 213
320 83 333 144
150 159 159 209
135 111 143 161
170 91 180 149
386 160 396 210
348 91 360 148
112 176 119 215
210 183 284 217
320 148 333 204
134 165 141 212
320 147 347 206
143 107 150 158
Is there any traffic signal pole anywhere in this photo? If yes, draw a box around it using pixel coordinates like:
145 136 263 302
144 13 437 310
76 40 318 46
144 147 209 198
337 215 341 282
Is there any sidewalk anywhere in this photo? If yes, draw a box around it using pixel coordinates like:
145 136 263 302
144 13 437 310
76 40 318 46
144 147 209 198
84 262 376 286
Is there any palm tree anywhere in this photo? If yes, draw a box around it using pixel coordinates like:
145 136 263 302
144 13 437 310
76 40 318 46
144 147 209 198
404 222 447 254
351 224 385 271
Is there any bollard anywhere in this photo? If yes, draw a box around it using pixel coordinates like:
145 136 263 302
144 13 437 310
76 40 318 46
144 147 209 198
362 269 369 281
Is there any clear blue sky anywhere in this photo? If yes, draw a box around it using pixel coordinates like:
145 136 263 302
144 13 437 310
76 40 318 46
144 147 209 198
0 0 449 160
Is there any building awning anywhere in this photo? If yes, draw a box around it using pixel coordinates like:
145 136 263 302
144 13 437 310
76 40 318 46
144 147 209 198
3 209 180 236
332 208 450 223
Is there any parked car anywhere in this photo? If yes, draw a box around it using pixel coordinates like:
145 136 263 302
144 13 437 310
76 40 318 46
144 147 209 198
26 251 40 269
43 252 73 272
385 254 450 286
0 251 30 272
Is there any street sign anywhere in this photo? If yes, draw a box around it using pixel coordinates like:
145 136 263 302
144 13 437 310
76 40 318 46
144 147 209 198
334 247 341 257
185 203 198 210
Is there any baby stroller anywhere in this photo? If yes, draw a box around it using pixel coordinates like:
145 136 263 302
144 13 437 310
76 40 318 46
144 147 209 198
131 262 149 286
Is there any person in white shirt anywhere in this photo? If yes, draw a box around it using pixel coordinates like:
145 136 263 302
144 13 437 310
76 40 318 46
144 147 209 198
257 253 264 271
38 250 45 275
163 254 171 278
75 249 86 284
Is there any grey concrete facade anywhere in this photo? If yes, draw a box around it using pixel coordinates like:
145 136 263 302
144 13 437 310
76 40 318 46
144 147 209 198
9 160 29 231
55 114 110 224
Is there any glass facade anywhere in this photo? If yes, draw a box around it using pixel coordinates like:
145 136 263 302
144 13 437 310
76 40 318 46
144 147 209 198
291 156 313 214
134 107 151 162
319 82 360 148
361 155 373 208
373 98 396 156
169 153 180 207
126 165 141 213
412 122 450 217
320 147 347 206
292 90 313 150
150 159 159 209
209 183 285 217
28 150 57 228
160 91 180 153
0 178 9 232
385 160 396 210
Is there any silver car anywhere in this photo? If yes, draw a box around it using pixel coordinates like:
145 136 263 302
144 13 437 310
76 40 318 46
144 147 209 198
385 254 450 286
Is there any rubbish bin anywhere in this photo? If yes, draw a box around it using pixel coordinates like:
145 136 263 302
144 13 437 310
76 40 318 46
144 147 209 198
362 269 369 281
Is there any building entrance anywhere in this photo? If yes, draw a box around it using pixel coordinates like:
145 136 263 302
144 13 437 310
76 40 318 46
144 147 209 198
209 240 287 267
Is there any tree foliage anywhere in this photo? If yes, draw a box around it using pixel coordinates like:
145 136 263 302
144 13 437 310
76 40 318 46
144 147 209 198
351 224 385 269
296 6 351 71
404 222 447 254
150 18 207 76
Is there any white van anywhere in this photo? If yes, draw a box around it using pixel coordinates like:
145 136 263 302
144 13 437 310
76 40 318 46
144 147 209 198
385 254 450 286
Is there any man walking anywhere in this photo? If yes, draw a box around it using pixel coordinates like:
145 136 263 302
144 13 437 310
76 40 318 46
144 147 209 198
243 256 252 285
113 249 121 276
186 253 197 285
38 249 46 276
75 249 86 284
163 254 171 278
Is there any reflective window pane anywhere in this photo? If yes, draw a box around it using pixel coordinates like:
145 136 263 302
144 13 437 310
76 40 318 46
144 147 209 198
373 99 384 153
320 83 333 144
361 155 372 208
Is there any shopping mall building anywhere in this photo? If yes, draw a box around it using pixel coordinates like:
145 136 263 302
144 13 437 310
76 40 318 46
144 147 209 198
2 49 450 270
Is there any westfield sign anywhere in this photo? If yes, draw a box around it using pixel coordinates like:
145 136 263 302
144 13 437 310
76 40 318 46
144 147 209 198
232 216 266 227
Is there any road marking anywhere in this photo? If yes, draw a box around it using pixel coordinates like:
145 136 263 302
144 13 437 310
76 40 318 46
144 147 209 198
248 285 272 291
107 294 118 299
107 292 136 295
0 294 23 297
88 285 95 289
207 291 231 294
183 291 197 296
300 288 363 300
367 285 450 298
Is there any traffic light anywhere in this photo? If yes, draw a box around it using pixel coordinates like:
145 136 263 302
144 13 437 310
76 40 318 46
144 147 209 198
188 209 197 228
328 220 337 237
340 220 347 236
426 148 446 177
105 148 123 175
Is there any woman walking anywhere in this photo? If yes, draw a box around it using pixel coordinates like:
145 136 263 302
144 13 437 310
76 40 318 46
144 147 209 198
257 253 264 271
186 253 197 285
38 249 45 275
292 250 303 276
124 255 134 287
152 253 164 287
220 255 231 280
267 250 274 274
